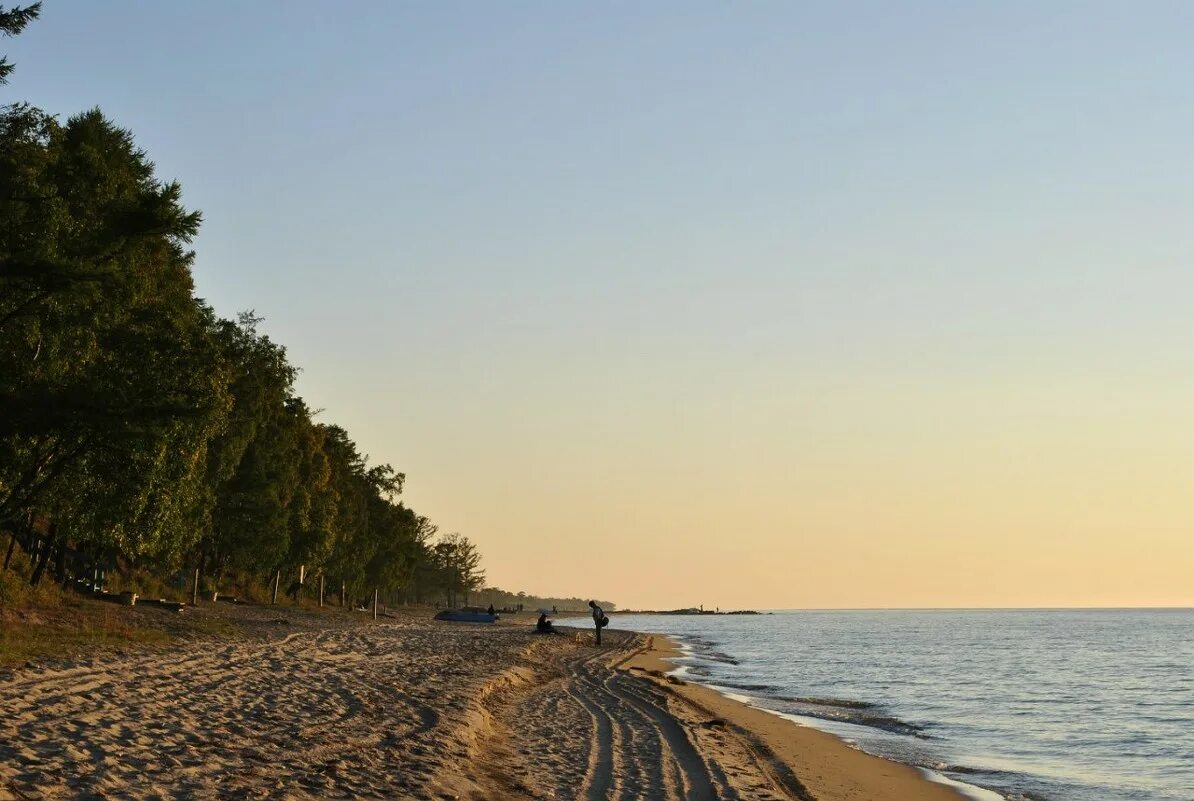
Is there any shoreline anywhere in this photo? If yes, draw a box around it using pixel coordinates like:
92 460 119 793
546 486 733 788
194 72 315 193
619 632 973 801
1 601 980 799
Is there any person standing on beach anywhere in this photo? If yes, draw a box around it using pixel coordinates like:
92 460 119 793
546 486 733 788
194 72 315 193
589 600 605 645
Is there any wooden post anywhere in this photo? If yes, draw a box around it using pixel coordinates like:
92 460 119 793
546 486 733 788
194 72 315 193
319 574 325 608
191 568 199 606
372 588 378 620
272 570 280 604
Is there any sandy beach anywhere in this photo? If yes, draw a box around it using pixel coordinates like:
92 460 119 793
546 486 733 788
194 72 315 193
0 605 965 800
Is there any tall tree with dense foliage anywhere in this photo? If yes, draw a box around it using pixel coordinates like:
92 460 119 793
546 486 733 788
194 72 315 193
0 104 228 579
197 313 298 577
431 532 485 608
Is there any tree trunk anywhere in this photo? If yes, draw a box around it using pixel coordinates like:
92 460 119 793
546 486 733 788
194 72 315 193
192 547 206 606
5 511 34 572
30 525 56 587
55 538 68 586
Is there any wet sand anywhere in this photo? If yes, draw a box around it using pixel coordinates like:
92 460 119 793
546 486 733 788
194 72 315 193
0 607 964 799
621 635 967 801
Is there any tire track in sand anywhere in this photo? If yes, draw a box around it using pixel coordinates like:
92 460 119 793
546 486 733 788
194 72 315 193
581 650 717 800
485 631 763 801
572 652 674 800
567 677 616 801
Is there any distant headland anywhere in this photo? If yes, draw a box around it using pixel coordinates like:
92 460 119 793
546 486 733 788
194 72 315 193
611 607 766 616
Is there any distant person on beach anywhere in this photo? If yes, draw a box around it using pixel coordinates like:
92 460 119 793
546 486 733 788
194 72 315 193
487 604 495 615
589 600 607 645
536 612 554 633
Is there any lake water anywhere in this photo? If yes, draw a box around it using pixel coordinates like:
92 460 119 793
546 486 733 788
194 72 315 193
562 609 1194 801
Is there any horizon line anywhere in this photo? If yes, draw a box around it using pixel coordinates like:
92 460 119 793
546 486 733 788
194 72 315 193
612 605 1194 612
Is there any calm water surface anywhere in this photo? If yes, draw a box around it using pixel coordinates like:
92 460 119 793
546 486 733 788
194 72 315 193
565 609 1194 801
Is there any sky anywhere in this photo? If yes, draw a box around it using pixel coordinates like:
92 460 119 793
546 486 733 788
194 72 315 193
8 1 1194 609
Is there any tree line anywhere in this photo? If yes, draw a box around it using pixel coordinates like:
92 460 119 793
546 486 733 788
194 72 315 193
0 4 493 608
472 588 616 614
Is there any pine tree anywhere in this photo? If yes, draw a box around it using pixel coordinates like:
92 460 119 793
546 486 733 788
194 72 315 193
0 3 40 84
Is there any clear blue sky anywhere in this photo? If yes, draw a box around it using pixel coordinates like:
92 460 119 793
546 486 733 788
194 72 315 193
9 2 1194 607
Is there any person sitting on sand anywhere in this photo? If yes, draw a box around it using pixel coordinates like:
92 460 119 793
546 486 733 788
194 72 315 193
536 612 554 633
589 600 607 645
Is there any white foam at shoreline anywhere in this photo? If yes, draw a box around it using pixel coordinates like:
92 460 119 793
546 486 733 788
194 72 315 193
920 768 1007 801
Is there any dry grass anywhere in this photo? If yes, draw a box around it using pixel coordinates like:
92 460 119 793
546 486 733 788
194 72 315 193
185 615 241 639
1 561 173 668
0 559 68 609
0 606 171 668
104 567 188 602
0 560 330 669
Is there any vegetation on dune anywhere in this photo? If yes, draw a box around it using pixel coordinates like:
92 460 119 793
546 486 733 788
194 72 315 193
0 5 510 614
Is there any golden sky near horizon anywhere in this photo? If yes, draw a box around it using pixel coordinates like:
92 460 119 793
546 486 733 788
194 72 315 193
363 352 1194 611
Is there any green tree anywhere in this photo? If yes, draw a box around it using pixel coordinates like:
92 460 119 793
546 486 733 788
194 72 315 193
432 532 484 608
195 312 299 585
0 3 40 85
0 106 223 581
282 409 338 577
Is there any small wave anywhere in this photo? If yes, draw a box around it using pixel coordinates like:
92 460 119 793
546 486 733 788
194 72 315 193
713 681 782 693
930 765 1055 801
675 635 740 665
783 696 877 710
770 698 929 738
935 764 1025 779
697 678 918 737
707 685 883 714
684 636 718 648
921 768 1010 801
703 651 740 665
830 711 929 738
